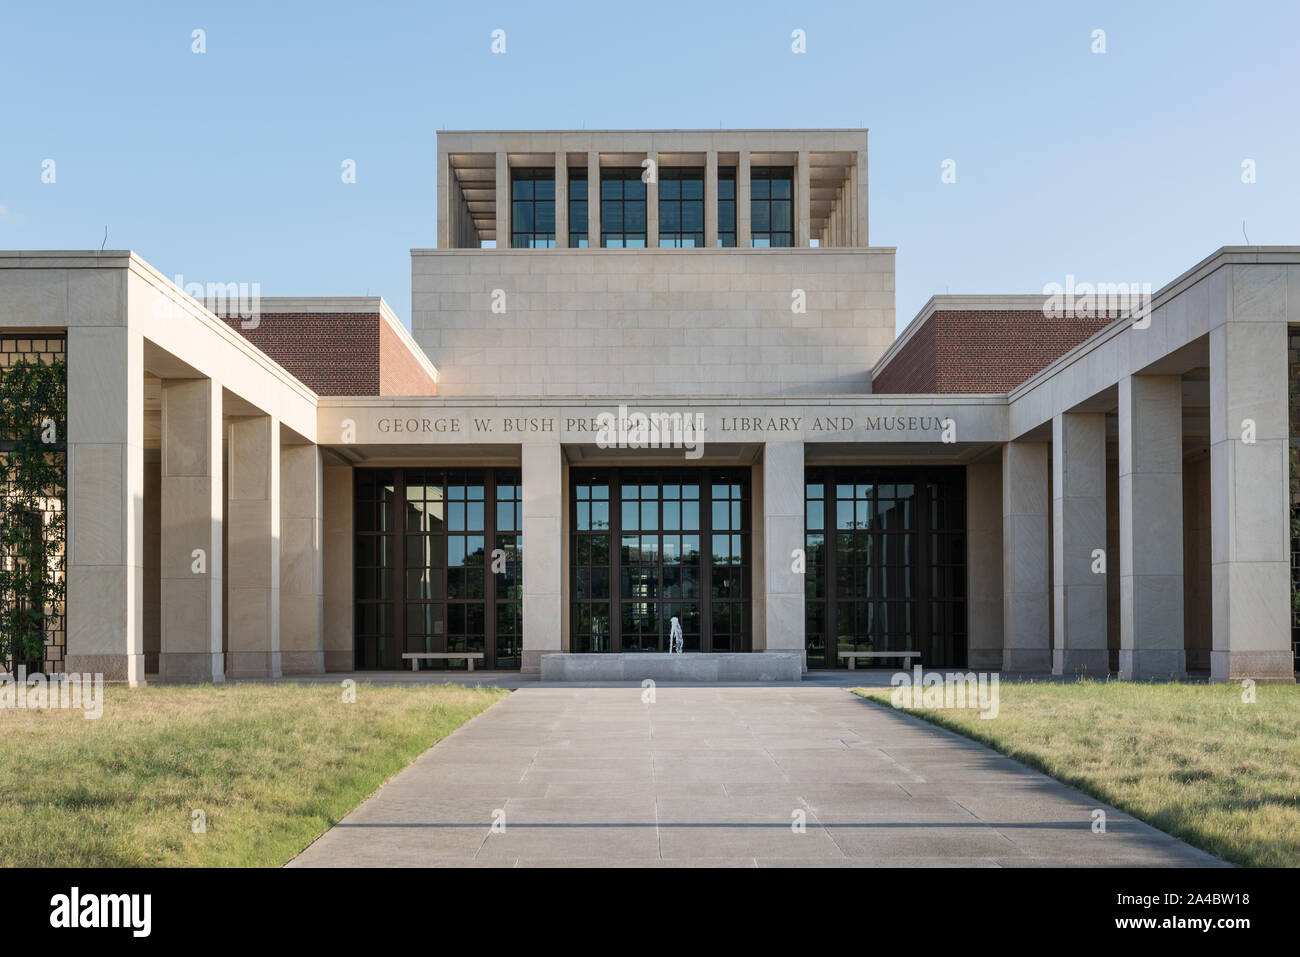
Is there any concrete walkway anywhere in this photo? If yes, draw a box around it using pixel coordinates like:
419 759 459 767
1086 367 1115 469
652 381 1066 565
288 686 1225 867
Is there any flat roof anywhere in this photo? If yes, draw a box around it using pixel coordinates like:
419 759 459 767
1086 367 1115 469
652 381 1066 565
438 128 869 134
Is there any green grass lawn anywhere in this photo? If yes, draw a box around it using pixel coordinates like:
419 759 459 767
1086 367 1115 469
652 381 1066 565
0 682 506 867
856 680 1300 867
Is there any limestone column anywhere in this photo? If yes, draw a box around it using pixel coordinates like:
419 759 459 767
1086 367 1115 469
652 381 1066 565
553 150 568 249
587 152 601 248
1210 312 1292 682
840 178 849 246
704 149 718 248
279 441 323 674
1002 440 1050 672
966 461 1003 671
841 170 850 247
845 187 853 244
322 459 353 671
436 149 450 248
737 150 752 248
65 325 146 684
1118 374 1186 680
1052 412 1109 674
226 413 280 678
494 151 510 248
521 442 562 673
855 144 869 245
159 378 223 683
839 184 849 246
796 149 811 247
645 149 659 248
763 441 805 667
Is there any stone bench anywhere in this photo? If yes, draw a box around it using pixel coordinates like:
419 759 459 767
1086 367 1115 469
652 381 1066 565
838 651 919 670
402 652 485 672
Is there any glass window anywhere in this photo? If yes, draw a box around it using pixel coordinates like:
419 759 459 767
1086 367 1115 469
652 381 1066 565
354 468 398 669
570 468 746 653
717 167 736 247
510 168 556 248
750 166 794 247
658 167 704 248
803 467 966 671
568 168 588 248
571 472 613 651
600 168 647 248
353 468 521 671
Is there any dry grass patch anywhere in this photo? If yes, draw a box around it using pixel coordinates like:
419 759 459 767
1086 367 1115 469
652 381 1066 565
856 680 1300 867
0 682 506 867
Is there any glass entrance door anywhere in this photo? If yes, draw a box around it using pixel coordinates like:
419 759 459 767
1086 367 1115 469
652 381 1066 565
804 467 967 669
353 467 522 670
571 467 750 653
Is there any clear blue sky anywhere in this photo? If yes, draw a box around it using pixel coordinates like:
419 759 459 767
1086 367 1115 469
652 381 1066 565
3 0 1297 331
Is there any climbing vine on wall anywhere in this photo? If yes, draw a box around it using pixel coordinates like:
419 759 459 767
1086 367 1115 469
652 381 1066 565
0 356 67 672
1291 367 1300 621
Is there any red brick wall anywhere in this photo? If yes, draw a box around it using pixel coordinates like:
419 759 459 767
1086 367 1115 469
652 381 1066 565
873 310 1115 394
379 319 438 396
219 313 380 395
870 316 936 393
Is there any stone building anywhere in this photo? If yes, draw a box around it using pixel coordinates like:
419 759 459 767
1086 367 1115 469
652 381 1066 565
0 129 1293 684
